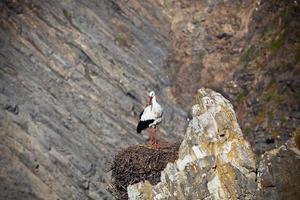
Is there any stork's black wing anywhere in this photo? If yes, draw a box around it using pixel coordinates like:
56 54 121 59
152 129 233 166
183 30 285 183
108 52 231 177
139 110 143 120
137 119 154 133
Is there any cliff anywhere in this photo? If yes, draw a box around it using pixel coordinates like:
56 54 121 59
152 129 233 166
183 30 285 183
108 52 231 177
162 0 300 154
126 88 300 200
257 138 300 199
0 0 299 199
127 88 257 199
0 1 187 199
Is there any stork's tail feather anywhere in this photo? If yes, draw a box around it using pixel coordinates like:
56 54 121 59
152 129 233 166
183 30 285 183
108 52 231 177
136 120 154 133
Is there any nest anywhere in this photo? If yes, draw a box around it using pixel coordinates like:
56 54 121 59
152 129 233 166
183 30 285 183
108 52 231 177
109 141 181 199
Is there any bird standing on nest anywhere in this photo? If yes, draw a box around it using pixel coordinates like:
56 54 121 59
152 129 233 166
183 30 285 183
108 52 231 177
137 91 163 147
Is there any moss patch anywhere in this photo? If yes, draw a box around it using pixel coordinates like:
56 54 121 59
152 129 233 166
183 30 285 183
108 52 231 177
262 80 283 105
271 130 280 139
243 126 252 135
255 110 265 124
269 31 287 53
236 91 247 104
253 81 282 126
240 45 259 66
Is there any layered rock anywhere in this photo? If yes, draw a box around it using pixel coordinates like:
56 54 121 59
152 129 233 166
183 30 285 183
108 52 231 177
1 0 299 199
257 137 300 199
0 1 187 199
128 88 257 199
162 0 254 106
223 0 300 154
162 0 300 155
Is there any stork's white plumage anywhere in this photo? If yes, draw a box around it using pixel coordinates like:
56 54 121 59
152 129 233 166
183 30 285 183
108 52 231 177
137 91 163 145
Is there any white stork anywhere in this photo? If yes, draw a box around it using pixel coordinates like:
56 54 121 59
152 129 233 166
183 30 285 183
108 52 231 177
137 91 163 146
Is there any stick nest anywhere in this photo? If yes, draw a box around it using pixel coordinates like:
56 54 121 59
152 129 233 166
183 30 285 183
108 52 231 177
109 141 181 199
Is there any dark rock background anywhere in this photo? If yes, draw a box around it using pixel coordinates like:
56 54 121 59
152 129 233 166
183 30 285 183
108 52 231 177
163 0 300 155
257 139 300 200
0 0 299 199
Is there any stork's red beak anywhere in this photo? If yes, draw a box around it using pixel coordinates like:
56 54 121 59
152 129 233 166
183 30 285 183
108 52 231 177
148 96 153 105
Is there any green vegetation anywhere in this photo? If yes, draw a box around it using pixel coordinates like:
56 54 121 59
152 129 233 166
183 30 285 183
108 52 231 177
240 45 259 65
243 126 252 135
255 110 265 124
236 91 246 104
262 80 283 104
269 32 286 53
253 80 285 126
271 130 280 138
274 62 294 72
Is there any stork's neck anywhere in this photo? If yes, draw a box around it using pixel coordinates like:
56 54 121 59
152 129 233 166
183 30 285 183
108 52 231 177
152 96 157 105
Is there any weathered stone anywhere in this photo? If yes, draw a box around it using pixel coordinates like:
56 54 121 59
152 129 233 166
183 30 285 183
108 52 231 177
0 1 188 199
128 88 257 200
257 138 300 200
1 0 299 199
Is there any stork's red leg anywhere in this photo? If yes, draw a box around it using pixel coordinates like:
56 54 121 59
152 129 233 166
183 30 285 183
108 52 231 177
149 128 151 145
154 127 160 148
154 127 157 145
150 128 153 145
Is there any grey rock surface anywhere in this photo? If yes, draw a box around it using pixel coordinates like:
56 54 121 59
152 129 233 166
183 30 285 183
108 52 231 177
0 1 187 199
257 139 300 200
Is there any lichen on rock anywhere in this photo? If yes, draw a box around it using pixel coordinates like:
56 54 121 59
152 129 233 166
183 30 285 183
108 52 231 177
127 88 257 199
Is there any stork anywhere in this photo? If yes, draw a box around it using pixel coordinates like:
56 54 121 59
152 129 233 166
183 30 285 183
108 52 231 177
137 91 163 147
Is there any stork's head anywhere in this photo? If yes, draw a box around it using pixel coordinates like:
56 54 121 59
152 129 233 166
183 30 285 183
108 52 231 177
148 91 155 104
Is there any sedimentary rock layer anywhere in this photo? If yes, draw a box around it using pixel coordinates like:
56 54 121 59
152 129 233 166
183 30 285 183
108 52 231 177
0 1 187 199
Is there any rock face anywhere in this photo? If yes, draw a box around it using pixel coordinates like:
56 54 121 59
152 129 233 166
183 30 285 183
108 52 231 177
163 0 300 155
1 0 299 199
223 0 300 154
163 0 254 106
257 138 300 200
128 88 257 200
0 1 187 199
